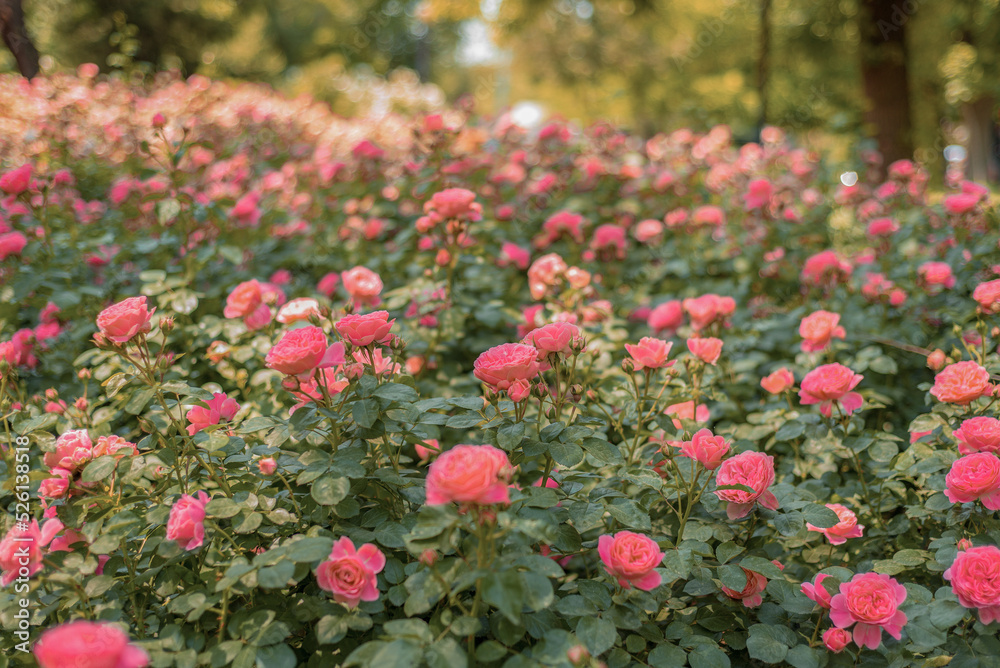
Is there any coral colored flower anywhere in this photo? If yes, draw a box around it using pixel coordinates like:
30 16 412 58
647 300 683 334
508 378 532 403
277 298 321 324
829 572 908 650
927 349 946 371
317 272 340 298
92 435 137 459
664 401 710 429
682 294 736 331
760 367 794 394
44 429 94 472
499 241 531 270
34 621 149 668
799 310 846 353
415 439 441 463
944 545 1000 624
266 326 329 376
930 361 992 405
223 280 263 319
945 453 1000 510
721 567 769 607
973 279 1000 314
743 178 773 210
258 457 277 475
687 337 723 365
866 217 899 238
335 311 395 347
677 428 730 469
39 468 72 499
955 417 1000 455
799 363 864 417
96 296 154 344
801 573 834 609
714 451 779 519
597 531 664 590
823 628 852 653
0 163 31 194
590 224 626 260
166 491 210 550
807 503 864 545
522 321 583 357
341 266 383 306
919 261 956 290
625 337 674 370
634 219 663 243
801 249 852 286
416 188 482 232
473 343 541 393
0 518 63 586
527 253 568 300
315 537 386 608
945 193 981 214
0 231 27 260
186 392 241 435
425 444 513 506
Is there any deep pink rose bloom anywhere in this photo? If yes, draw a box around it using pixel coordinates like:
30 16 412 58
944 545 1000 625
499 241 531 270
829 572 908 650
96 296 154 344
682 294 735 331
415 438 441 463
266 326 328 376
866 217 899 238
799 363 863 417
945 192 980 214
714 451 779 519
973 279 1000 314
800 249 852 286
425 444 513 506
335 311 395 347
721 567 769 607
44 429 94 472
634 219 664 243
0 518 62 586
0 163 32 194
823 628 852 653
801 573 834 609
590 224 626 259
743 178 773 210
945 453 1000 510
597 531 664 590
955 417 1000 455
919 261 955 290
807 503 864 545
315 536 386 608
677 428 730 470
341 266 383 306
647 300 683 333
49 528 111 575
687 337 723 365
625 337 674 371
166 491 210 550
473 343 541 392
34 621 149 668
0 231 27 260
692 205 725 227
317 272 340 298
799 310 846 353
39 467 72 499
223 280 263 319
930 361 992 405
760 367 794 394
522 322 583 356
186 392 241 435
417 188 482 232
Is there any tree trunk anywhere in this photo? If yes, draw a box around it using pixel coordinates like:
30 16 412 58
756 0 771 134
962 100 999 186
858 0 913 164
0 0 38 79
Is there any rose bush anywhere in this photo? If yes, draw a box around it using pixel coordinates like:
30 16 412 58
0 70 998 668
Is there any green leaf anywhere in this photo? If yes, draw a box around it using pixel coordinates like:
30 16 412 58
784 644 819 668
604 498 651 531
353 399 379 428
576 616 617 656
739 557 783 579
81 456 117 483
316 615 349 645
580 438 624 465
800 504 839 529
205 497 240 518
688 645 731 668
426 638 468 668
716 541 743 564
648 643 686 668
718 563 748 591
548 441 584 467
483 570 524 624
311 476 350 506
258 560 296 589
497 421 526 450
286 537 335 563
445 413 483 429
372 383 418 403
774 421 805 441
520 571 554 612
256 644 297 668
474 640 506 663
746 625 788 664
84 575 115 597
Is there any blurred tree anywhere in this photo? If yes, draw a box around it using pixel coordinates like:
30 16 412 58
858 0 914 164
0 0 38 77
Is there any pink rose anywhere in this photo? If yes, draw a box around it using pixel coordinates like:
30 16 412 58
634 218 664 244
166 491 210 550
415 439 441 463
823 628 852 653
714 451 779 519
522 321 583 357
807 503 864 545
597 531 664 590
186 392 241 435
499 241 531 270
721 567 769 607
647 300 683 334
927 349 947 371
866 217 899 238
473 343 541 393
335 311 395 347
761 367 794 394
527 253 568 300
93 435 138 459
223 280 263 319
919 261 955 290
801 249 852 286
0 231 27 260
315 536 386 608
973 279 1000 314
44 429 93 472
0 163 31 194
341 266 383 306
944 545 1000 624
945 453 1000 509
425 444 513 506
799 310 846 353
677 428 730 470
829 572 908 650
801 573 834 609
945 192 981 214
682 294 736 331
96 296 154 344
798 363 864 417
39 468 72 499
258 457 277 475
266 326 329 376
34 621 149 668
687 337 723 365
664 401 710 429
317 272 340 298
930 361 992 405
277 297 321 324
955 417 1000 455
743 178 772 210
0 518 63 585
625 337 674 371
